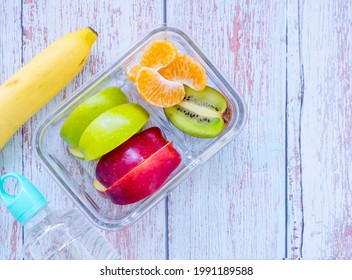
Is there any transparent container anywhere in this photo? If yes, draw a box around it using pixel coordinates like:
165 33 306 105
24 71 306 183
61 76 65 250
34 26 247 230
24 207 118 260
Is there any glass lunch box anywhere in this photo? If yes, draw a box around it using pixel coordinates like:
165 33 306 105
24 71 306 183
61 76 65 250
35 26 246 230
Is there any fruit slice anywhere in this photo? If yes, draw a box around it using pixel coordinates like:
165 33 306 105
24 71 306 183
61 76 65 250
164 86 231 138
95 127 168 187
126 64 142 83
135 67 185 107
94 141 181 205
159 54 207 91
60 86 127 157
79 103 149 161
139 40 178 70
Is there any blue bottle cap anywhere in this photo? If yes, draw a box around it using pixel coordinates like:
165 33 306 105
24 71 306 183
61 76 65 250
0 172 47 225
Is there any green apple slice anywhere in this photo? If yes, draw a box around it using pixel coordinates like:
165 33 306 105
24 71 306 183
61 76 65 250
79 103 149 161
60 86 127 157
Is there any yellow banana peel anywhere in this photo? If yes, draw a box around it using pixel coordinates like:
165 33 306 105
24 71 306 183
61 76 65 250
0 27 97 149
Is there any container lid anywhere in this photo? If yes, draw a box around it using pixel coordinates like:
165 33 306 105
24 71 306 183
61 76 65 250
0 172 47 224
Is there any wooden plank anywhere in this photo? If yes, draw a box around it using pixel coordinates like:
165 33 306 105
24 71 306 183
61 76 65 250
286 0 304 259
0 0 23 260
166 0 287 259
20 0 165 259
300 0 352 259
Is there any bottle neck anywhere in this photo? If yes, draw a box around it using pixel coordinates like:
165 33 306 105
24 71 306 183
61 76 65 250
23 205 51 228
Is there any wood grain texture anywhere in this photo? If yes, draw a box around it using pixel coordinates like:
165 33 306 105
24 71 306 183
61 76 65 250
0 0 24 260
300 0 352 259
1 0 352 260
1 0 165 260
166 0 287 259
286 0 304 259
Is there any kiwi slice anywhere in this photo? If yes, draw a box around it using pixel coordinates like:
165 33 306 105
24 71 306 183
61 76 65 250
164 86 231 138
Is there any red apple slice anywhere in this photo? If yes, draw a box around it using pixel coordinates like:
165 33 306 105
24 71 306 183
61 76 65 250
94 141 181 205
95 127 168 187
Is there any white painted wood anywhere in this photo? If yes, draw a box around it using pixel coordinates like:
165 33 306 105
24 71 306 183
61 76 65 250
0 0 24 260
286 0 304 259
300 0 352 259
166 0 287 259
2 0 351 261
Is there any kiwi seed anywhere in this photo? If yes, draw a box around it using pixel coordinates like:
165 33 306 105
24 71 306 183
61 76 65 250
164 86 231 138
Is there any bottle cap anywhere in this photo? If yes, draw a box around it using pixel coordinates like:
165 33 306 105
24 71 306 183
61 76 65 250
0 172 47 225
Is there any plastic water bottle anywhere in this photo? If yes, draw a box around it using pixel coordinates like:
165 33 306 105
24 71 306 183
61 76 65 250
0 172 119 260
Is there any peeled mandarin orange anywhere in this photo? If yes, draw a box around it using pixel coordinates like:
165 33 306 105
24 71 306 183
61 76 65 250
159 54 207 91
135 67 185 107
126 64 142 83
139 40 178 70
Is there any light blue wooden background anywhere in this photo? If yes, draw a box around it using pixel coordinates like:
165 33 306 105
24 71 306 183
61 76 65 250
1 0 351 259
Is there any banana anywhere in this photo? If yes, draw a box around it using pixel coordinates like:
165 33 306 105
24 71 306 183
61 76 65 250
0 27 97 149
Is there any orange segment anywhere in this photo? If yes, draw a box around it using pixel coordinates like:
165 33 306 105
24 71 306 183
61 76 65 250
126 64 142 83
140 40 178 70
159 54 207 91
136 67 185 107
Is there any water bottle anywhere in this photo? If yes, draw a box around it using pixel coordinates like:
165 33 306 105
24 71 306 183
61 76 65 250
0 172 119 260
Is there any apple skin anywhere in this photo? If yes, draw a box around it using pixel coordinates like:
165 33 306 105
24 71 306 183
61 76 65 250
60 86 127 152
93 127 182 205
94 140 182 205
79 103 149 161
95 127 168 187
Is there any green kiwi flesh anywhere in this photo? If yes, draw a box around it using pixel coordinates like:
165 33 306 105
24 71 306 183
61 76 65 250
164 86 231 138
